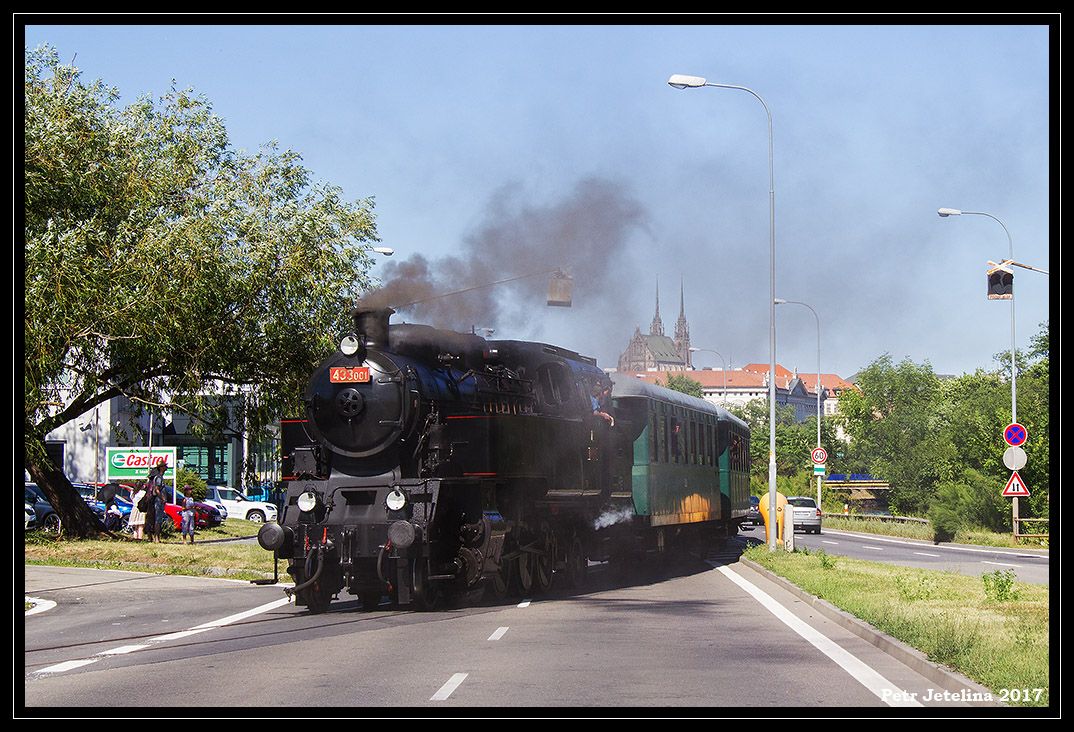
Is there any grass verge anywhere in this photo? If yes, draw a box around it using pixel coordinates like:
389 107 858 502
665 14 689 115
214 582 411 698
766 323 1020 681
743 544 1049 707
24 520 278 582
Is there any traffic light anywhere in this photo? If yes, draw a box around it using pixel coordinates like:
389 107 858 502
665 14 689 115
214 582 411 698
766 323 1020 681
987 268 1013 300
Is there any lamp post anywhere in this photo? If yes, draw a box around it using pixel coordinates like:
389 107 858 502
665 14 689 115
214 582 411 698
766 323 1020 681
937 208 1048 537
774 298 822 508
937 208 1017 422
688 347 728 405
670 73 779 550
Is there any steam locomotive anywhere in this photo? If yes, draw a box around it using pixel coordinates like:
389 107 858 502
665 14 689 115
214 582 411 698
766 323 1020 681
258 307 750 612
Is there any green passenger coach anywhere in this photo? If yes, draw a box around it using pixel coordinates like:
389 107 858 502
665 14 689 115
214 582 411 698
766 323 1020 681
609 373 751 539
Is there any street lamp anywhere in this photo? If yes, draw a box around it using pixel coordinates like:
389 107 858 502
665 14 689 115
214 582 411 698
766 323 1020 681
937 207 1046 537
774 298 822 508
670 72 779 550
688 347 728 405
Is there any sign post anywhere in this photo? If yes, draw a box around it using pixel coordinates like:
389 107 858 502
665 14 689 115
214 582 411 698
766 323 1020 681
1002 424 1028 538
811 447 827 509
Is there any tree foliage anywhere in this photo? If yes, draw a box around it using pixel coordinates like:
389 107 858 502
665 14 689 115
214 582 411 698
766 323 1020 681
837 325 1050 524
659 373 704 399
24 46 381 536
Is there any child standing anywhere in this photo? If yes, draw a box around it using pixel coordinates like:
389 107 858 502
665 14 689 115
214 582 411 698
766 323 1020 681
181 486 197 544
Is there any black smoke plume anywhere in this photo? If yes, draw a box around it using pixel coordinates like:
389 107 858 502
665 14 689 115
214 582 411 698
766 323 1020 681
361 177 650 338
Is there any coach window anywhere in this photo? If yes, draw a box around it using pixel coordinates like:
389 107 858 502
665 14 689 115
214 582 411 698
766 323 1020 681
649 411 659 462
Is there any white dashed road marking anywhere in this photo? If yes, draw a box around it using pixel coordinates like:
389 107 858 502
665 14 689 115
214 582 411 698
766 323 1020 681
488 627 509 641
982 560 1021 568
431 673 468 701
913 552 941 558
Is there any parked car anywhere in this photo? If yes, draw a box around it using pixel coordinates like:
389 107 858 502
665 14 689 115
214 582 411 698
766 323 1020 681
24 483 60 533
747 495 762 526
786 496 822 534
25 501 35 529
203 485 278 523
162 501 224 531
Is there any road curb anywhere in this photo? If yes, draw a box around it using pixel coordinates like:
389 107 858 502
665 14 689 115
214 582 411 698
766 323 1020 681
738 558 1002 707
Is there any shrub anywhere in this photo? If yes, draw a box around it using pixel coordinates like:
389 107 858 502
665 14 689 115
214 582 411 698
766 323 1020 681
982 569 1020 602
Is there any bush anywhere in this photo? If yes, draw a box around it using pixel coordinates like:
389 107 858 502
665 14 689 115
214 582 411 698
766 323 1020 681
982 569 1020 602
928 480 965 543
176 467 207 502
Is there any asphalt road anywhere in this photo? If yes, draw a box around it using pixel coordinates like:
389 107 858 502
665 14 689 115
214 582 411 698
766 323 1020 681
739 523 1050 585
23 550 1001 712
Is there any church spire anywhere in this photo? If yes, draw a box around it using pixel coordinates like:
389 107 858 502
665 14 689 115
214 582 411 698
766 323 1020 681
674 277 691 368
650 277 665 336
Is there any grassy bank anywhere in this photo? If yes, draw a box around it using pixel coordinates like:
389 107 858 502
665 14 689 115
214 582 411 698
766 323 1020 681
743 544 1049 707
24 520 278 581
822 515 1049 550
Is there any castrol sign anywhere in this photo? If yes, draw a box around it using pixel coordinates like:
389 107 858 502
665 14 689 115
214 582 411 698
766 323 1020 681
105 447 177 480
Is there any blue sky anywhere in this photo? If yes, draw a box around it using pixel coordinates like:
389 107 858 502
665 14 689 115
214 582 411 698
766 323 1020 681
23 20 1054 379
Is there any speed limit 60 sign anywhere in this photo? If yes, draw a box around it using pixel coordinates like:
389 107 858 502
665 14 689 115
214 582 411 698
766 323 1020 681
811 447 828 464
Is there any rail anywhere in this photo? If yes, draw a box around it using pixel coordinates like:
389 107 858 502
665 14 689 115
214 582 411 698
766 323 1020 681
833 514 929 525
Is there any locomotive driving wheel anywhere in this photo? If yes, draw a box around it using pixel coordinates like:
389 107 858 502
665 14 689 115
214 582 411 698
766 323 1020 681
516 544 534 594
563 532 588 590
533 521 555 593
411 558 443 611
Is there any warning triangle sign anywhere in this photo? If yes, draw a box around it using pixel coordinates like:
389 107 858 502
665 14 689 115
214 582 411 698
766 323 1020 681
1002 471 1031 497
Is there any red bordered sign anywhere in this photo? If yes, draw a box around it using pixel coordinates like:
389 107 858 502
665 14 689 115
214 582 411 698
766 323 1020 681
1002 471 1030 497
811 447 828 464
329 366 371 384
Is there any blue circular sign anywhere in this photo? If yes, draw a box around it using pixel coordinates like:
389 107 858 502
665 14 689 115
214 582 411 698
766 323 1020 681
1004 423 1028 447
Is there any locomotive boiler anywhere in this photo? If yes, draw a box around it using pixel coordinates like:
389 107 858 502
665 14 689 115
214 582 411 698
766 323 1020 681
259 306 750 613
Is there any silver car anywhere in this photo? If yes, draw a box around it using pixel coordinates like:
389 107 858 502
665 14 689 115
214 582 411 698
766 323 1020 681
787 496 822 534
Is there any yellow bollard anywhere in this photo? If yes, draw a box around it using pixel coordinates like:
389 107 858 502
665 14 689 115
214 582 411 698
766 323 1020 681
757 492 788 546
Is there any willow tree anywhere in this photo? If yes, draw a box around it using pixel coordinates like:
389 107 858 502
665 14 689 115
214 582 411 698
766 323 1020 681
24 46 380 537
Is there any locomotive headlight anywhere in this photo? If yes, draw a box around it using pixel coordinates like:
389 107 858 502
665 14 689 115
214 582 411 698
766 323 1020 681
340 334 362 356
297 491 319 513
385 488 408 512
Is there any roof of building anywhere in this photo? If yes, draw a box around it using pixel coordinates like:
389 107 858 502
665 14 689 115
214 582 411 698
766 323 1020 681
620 365 856 397
637 334 686 363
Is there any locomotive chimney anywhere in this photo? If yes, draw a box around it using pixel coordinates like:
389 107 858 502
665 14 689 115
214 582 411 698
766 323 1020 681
353 306 395 349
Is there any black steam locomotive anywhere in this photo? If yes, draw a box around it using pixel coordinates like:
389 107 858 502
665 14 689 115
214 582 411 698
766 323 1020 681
258 307 750 612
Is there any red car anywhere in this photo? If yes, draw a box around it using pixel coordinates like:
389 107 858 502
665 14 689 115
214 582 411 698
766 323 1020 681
163 501 224 530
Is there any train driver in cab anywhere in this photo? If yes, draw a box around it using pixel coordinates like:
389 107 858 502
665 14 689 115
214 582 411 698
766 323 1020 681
591 383 615 427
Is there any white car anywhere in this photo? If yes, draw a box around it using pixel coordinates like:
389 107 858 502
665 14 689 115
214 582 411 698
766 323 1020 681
203 485 277 523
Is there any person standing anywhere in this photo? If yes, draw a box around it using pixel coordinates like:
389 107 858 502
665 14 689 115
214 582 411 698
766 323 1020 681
180 485 197 544
146 462 168 543
127 485 147 540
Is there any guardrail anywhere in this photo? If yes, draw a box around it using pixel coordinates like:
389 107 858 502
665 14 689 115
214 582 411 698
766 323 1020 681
833 514 929 525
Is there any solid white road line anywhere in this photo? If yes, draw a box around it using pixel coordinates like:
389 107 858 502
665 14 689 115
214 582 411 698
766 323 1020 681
36 659 99 674
31 594 295 676
98 645 151 655
715 565 922 707
25 597 56 616
431 673 469 701
191 596 294 628
488 627 510 641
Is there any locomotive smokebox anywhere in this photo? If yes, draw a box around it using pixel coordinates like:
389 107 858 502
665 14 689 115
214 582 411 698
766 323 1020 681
353 306 395 349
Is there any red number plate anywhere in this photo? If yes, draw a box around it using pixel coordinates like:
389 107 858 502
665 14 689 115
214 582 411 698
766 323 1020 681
329 366 371 383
